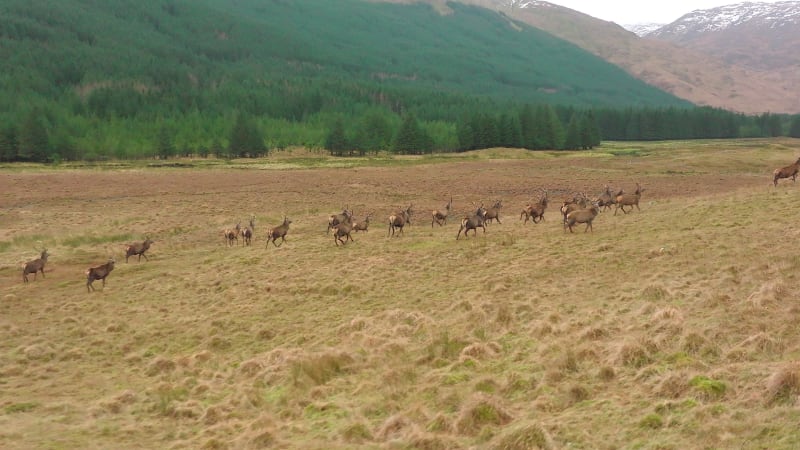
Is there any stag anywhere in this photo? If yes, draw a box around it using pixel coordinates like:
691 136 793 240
86 258 115 292
242 215 255 246
564 202 601 233
521 190 548 224
596 185 616 212
560 193 590 223
431 197 452 227
327 207 353 234
265 217 292 248
125 236 154 262
22 248 49 283
457 205 487 240
353 212 373 232
614 183 643 215
773 157 800 187
388 204 413 237
332 221 354 246
223 222 241 247
483 200 503 224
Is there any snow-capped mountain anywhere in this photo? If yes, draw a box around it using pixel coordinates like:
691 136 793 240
646 1 800 38
643 1 800 71
624 23 666 36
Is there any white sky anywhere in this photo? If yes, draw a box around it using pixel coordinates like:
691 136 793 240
547 0 784 24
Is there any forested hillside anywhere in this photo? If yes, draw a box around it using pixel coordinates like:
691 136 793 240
0 0 791 161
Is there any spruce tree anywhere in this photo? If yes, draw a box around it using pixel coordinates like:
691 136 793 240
325 119 348 156
229 114 266 158
0 126 18 162
789 115 800 138
394 114 431 154
17 111 50 162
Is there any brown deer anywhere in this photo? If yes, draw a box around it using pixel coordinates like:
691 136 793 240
223 222 241 247
332 221 354 246
125 236 154 262
327 207 353 234
22 248 49 283
457 204 487 240
773 157 800 187
353 212 373 232
560 192 590 223
265 217 292 248
596 185 616 212
431 197 452 227
86 258 115 292
242 215 255 246
614 183 643 215
521 190 548 224
388 204 413 237
483 200 503 224
564 202 601 233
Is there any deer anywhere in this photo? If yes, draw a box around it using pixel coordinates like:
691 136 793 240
327 207 353 234
86 258 115 292
388 204 413 237
595 185 616 212
773 157 800 187
560 192 590 223
353 212 373 232
265 217 292 248
483 200 503 224
125 236 153 262
332 221 355 246
614 183 643 215
431 197 452 227
521 190 548 224
22 248 49 283
223 222 241 247
564 202 601 233
457 204 487 240
242 215 255 246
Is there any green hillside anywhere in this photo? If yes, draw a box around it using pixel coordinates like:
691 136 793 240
0 0 757 160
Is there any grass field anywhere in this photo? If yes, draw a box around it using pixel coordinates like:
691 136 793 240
2 139 800 449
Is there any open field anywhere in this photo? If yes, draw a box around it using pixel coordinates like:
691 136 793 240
2 139 800 449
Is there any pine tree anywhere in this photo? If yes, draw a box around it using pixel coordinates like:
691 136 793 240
17 111 50 162
325 119 348 156
229 113 266 158
393 114 431 154
563 114 581 150
789 115 800 138
0 126 18 162
156 126 175 159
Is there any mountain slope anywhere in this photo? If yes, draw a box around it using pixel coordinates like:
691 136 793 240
646 1 800 71
427 0 800 113
0 0 688 113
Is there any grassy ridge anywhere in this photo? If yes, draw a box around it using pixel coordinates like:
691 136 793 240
2 139 800 448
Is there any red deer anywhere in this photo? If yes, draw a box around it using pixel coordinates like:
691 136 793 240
265 217 292 248
596 185 616 212
614 183 643 215
388 204 413 237
242 215 255 246
86 258 115 292
483 200 503 224
560 193 590 223
332 221 354 246
22 248 49 283
125 237 154 262
564 202 601 233
521 190 548 224
457 205 487 240
431 197 452 227
353 212 373 232
327 207 353 234
223 222 241 247
773 157 800 187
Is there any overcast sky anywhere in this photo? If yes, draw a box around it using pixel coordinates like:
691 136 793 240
547 0 784 24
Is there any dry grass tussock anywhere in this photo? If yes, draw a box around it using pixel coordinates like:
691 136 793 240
3 140 800 448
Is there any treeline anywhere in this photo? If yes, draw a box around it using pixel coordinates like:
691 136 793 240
2 96 797 162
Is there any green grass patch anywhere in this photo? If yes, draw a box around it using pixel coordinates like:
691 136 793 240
690 375 727 400
4 402 39 413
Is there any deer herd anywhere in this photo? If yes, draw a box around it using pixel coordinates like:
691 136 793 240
17 155 800 291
